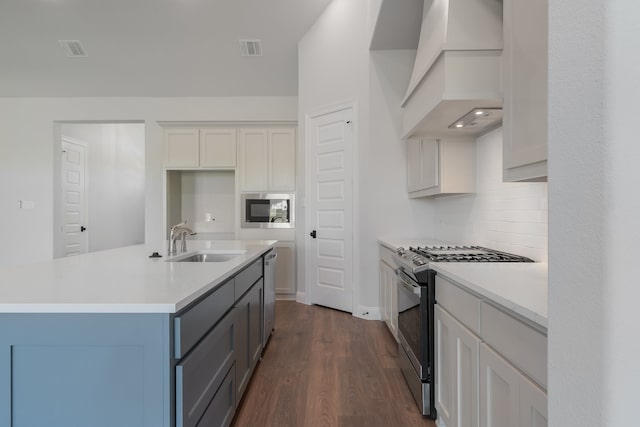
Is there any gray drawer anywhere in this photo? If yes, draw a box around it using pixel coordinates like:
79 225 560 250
197 364 236 427
176 309 235 427
235 258 262 299
174 278 235 359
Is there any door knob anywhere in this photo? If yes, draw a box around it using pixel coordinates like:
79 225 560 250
310 230 317 239
80 226 87 232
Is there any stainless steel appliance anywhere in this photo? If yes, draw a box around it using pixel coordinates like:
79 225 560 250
393 245 533 418
241 194 294 229
263 249 277 347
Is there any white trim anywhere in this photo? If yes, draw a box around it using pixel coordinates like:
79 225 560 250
304 100 359 315
354 305 382 321
275 295 297 301
296 291 309 305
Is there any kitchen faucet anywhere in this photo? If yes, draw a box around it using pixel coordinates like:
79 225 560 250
168 221 197 254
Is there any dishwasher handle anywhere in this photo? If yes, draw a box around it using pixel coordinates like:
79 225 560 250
265 252 278 265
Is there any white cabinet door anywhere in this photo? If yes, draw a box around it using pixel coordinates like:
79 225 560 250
379 260 398 341
268 128 296 191
199 128 236 168
407 137 474 198
436 305 455 427
479 344 520 427
407 139 423 193
274 242 296 296
239 127 296 192
165 128 199 167
239 128 269 192
503 0 548 182
519 375 547 427
420 138 440 191
436 305 480 427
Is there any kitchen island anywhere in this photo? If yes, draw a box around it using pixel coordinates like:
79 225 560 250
0 240 276 427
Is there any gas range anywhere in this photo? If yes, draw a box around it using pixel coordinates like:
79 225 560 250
394 245 534 282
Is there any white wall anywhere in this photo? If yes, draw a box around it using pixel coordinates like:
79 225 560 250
0 96 297 267
58 123 145 254
434 128 548 262
298 0 439 315
549 0 640 425
179 170 236 238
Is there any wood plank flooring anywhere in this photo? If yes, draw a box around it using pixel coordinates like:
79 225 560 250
232 301 436 427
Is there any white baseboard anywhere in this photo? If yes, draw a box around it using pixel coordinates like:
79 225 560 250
275 294 297 301
296 291 309 305
354 305 382 320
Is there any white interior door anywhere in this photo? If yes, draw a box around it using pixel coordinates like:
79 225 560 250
307 107 354 313
61 138 88 256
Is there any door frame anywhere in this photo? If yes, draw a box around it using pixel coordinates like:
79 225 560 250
55 135 89 258
304 100 360 315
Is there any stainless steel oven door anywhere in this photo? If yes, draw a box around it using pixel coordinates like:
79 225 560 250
396 269 424 378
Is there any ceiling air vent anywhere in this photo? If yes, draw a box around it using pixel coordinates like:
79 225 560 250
58 40 88 57
239 39 262 57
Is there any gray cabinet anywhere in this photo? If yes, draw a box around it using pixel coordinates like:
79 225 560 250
234 278 264 401
175 310 235 427
196 365 237 427
173 255 265 426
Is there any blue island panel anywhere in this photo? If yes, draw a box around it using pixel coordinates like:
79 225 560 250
0 313 171 427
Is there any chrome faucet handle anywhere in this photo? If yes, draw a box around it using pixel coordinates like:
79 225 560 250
179 229 197 253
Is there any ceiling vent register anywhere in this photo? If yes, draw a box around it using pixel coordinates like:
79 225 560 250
58 40 88 57
239 39 262 57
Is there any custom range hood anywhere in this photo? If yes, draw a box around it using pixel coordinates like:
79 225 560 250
401 0 503 138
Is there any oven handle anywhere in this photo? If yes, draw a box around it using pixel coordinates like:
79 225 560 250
396 270 422 296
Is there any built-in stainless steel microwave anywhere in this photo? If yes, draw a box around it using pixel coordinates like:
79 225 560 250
241 194 294 228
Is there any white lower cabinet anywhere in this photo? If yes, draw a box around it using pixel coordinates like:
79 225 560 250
435 305 480 427
479 344 547 427
274 242 296 296
379 259 398 341
435 275 547 427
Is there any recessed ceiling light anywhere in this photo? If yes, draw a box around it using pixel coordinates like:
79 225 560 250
475 110 484 115
455 123 464 128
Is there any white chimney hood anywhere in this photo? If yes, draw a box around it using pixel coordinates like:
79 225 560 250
401 0 503 138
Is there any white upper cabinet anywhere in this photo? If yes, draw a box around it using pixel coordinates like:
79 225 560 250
502 0 548 182
268 128 296 192
239 127 296 192
239 128 269 191
164 128 200 168
407 137 475 198
164 127 237 169
199 129 237 168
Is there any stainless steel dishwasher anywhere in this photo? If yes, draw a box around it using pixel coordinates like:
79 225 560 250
263 249 277 347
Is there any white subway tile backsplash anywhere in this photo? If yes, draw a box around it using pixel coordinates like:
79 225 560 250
434 128 548 262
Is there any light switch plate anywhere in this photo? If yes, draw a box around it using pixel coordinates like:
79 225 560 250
18 200 35 209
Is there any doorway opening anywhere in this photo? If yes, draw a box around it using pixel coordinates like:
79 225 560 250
53 122 145 258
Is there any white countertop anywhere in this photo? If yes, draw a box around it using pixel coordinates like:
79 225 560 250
430 262 548 329
0 240 276 314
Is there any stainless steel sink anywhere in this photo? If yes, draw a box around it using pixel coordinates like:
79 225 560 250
166 249 247 263
176 253 238 263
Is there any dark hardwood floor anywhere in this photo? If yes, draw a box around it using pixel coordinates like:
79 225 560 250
232 301 436 427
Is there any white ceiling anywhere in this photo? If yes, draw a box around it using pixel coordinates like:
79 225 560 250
0 0 333 97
